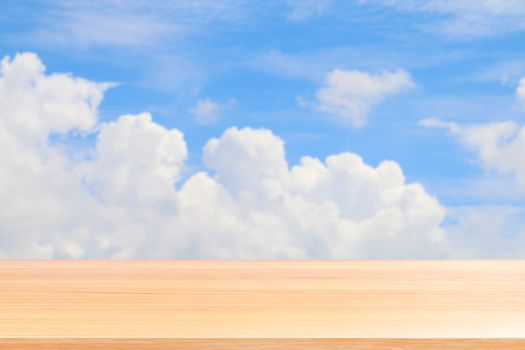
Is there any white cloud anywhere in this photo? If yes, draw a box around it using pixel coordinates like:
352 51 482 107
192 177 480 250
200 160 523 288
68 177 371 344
6 2 254 95
315 69 414 127
139 55 206 94
0 52 113 142
0 53 114 258
418 118 460 133
3 52 525 259
80 113 187 204
202 127 447 258
192 99 220 125
191 98 236 125
475 60 525 85
420 117 525 257
286 0 331 21
33 11 179 49
22 1 252 49
517 77 525 106
0 52 451 259
250 48 464 84
420 118 525 191
443 205 525 258
362 0 525 38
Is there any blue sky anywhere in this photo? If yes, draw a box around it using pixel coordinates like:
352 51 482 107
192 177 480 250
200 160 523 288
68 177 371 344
1 1 525 258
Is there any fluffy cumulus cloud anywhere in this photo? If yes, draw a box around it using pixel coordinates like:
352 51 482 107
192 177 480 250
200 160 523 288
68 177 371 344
420 118 525 191
0 52 453 258
0 53 113 258
315 69 414 127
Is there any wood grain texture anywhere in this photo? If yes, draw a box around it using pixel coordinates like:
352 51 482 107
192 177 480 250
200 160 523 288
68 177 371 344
1 339 525 350
1 260 525 348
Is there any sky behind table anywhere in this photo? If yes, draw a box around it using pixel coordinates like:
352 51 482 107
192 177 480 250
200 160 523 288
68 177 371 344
1 0 525 258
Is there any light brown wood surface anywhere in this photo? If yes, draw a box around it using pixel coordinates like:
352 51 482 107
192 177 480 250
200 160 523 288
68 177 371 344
1 339 525 349
1 260 524 348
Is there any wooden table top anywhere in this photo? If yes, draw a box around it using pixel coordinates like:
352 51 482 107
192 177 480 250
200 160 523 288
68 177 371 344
1 260 524 348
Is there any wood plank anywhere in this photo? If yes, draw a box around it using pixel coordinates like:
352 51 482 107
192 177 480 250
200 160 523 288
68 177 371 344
1 339 525 350
1 260 524 348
